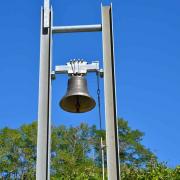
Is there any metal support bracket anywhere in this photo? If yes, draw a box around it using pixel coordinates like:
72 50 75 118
51 71 56 80
54 60 101 75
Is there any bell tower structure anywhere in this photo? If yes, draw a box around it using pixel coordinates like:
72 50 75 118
36 0 120 179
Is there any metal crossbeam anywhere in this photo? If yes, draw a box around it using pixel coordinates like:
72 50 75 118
52 24 102 34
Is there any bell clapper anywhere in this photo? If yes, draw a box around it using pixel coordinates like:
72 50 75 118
76 96 80 113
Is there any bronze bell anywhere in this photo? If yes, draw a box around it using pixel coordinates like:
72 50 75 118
60 75 96 113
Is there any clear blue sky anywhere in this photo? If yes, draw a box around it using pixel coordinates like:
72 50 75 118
0 0 179 167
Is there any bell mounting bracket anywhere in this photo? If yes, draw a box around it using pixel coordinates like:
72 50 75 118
52 60 103 79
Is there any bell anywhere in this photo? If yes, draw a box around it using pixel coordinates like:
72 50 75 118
60 75 96 113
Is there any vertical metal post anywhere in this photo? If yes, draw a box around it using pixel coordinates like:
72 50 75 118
101 5 120 180
36 0 52 179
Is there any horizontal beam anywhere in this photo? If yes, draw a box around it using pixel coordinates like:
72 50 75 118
55 61 99 75
52 24 102 34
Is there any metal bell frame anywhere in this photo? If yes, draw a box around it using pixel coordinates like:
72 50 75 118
36 0 120 179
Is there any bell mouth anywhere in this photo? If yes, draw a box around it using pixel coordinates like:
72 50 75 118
60 94 96 113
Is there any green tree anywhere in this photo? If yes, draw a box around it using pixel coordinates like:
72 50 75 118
51 124 101 179
121 159 180 180
19 122 37 179
0 118 179 179
118 118 155 167
0 122 37 179
93 118 155 168
0 127 21 179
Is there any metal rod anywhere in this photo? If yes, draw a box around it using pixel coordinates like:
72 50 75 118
36 7 52 180
101 5 120 180
52 24 102 34
101 138 105 180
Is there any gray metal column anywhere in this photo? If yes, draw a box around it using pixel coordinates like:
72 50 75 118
36 0 52 179
101 5 120 180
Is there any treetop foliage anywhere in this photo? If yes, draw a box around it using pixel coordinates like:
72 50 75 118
0 118 179 179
